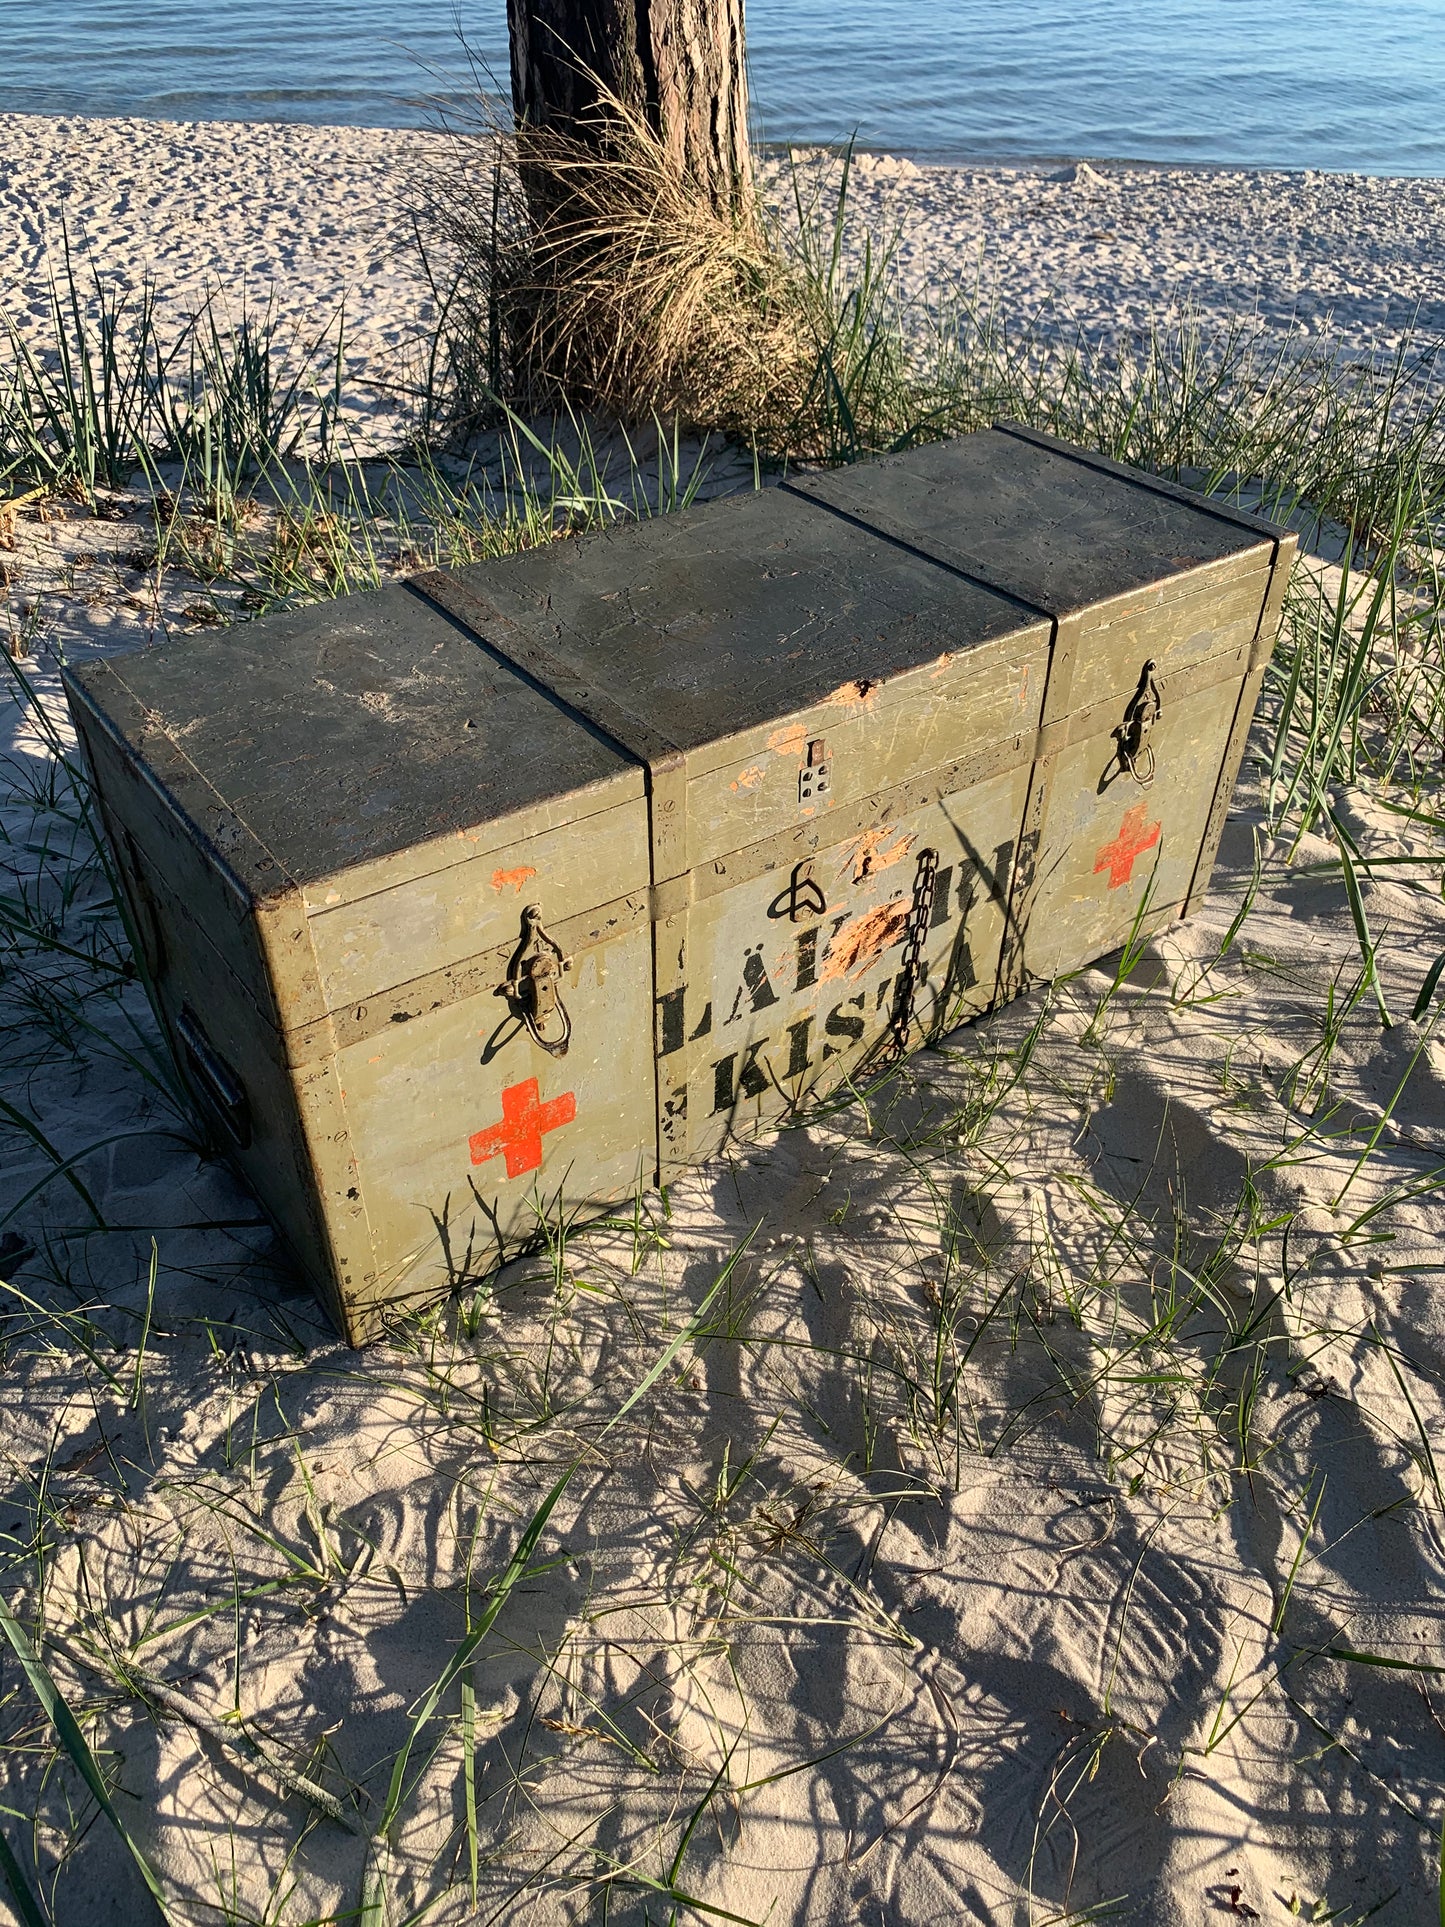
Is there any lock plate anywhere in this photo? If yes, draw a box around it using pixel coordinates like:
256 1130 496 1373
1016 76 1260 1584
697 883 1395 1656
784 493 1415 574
798 737 831 807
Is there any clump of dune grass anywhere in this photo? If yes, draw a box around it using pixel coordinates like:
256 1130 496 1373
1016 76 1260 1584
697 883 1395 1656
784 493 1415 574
412 80 925 455
415 87 1445 553
0 243 349 504
517 93 814 434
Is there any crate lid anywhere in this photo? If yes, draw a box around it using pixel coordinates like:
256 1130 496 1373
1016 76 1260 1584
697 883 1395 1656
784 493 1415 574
66 582 646 904
786 424 1281 620
444 482 1042 760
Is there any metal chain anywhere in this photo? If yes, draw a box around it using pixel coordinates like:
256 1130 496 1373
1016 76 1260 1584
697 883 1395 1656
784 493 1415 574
869 845 939 1078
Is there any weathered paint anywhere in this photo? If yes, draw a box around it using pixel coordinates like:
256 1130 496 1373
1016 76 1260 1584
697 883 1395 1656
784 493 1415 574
654 763 1030 1168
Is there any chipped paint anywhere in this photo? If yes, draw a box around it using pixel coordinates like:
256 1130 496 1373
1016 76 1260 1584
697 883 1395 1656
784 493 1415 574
928 652 953 680
490 864 538 895
824 677 881 710
1017 663 1030 708
768 722 808 757
820 900 910 981
729 765 766 792
842 825 914 884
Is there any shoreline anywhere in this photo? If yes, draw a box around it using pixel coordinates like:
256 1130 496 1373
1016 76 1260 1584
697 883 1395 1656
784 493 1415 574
2 111 1443 382
4 103 1445 184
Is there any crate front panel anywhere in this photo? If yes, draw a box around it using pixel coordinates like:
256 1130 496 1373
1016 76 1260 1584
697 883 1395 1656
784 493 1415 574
656 762 1031 1167
680 624 1049 872
1016 669 1245 983
303 798 650 1014
333 918 655 1331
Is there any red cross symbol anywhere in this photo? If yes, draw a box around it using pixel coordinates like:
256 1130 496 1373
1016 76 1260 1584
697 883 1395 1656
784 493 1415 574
1094 800 1162 890
469 1077 576 1179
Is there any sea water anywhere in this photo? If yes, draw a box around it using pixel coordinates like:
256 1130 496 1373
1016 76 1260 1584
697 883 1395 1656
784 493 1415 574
2 0 1443 176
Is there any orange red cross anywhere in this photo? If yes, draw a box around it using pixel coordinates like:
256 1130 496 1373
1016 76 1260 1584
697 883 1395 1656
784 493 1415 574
469 1077 576 1178
1094 801 1162 890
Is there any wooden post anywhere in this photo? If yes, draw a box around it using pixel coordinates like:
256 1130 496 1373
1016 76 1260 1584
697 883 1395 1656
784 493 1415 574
506 0 751 208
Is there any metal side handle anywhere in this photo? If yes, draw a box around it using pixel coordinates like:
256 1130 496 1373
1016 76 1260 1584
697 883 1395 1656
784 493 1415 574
176 1006 253 1148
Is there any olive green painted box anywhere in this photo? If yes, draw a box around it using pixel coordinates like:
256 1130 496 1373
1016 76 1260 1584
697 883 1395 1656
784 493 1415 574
62 425 1295 1344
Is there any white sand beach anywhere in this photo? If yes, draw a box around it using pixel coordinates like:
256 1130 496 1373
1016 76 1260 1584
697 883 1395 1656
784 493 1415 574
2 114 1444 1927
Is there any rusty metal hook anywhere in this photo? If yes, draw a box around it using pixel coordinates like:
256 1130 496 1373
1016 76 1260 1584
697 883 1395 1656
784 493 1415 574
1113 658 1162 788
499 904 572 1056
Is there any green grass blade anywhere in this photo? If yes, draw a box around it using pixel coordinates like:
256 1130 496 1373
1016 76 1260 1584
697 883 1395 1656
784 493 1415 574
0 1821 49 1927
1413 952 1445 1023
1272 1475 1326 1636
0 1591 172 1922
1325 1646 1445 1674
1328 810 1393 1028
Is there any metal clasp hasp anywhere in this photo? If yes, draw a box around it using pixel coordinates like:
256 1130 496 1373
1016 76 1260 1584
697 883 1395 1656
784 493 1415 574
1113 658 1163 787
767 860 828 923
500 904 572 1056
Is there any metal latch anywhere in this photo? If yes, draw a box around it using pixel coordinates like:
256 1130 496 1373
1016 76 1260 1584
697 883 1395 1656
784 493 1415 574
798 738 830 806
500 904 572 1056
1113 659 1163 787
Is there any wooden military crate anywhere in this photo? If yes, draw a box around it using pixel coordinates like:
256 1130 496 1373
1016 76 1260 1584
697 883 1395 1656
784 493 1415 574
63 425 1294 1342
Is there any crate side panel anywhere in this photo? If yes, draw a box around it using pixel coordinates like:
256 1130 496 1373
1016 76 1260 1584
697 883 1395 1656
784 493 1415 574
334 920 655 1336
1016 673 1246 983
94 880 366 1336
657 763 1030 1169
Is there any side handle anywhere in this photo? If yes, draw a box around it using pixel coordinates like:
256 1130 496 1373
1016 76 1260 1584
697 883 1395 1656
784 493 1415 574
176 1006 253 1148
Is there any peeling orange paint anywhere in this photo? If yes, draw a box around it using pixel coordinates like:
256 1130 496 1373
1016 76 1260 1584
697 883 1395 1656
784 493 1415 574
821 900 910 981
491 864 538 895
842 825 914 884
768 722 808 757
928 652 953 680
824 677 881 710
729 765 766 791
1017 663 1030 708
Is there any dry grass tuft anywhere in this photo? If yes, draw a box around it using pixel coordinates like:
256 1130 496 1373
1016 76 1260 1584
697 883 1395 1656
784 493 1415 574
518 95 811 437
414 82 917 456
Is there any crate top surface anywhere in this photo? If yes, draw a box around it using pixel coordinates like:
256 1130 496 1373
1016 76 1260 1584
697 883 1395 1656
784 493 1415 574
446 427 1279 755
66 427 1284 894
790 425 1278 618
447 478 1044 755
67 584 642 889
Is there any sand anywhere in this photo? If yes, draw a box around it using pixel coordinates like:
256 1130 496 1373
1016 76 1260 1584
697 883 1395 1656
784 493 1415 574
2 114 1445 1927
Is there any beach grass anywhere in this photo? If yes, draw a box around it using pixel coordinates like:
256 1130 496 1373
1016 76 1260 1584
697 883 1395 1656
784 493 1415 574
1 146 1445 1926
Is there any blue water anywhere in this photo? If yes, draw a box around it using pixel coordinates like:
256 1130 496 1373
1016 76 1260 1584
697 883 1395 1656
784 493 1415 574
2 0 1443 176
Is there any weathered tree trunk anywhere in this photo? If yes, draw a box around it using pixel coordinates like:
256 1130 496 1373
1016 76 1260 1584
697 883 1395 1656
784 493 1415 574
506 0 751 209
